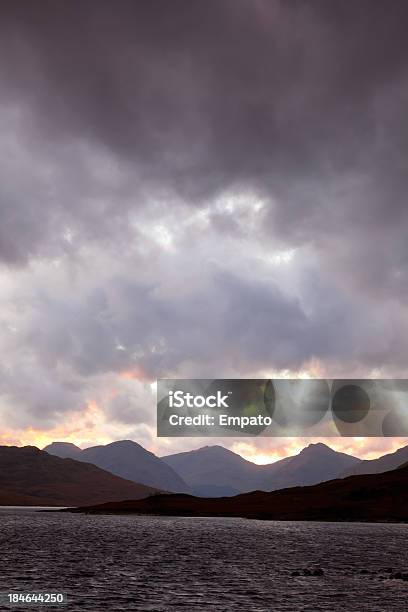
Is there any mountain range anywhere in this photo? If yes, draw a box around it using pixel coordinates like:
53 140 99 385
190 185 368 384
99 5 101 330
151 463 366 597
162 445 262 496
68 462 408 523
3 439 408 510
341 443 408 477
162 443 361 494
44 440 191 493
44 439 408 497
0 445 159 506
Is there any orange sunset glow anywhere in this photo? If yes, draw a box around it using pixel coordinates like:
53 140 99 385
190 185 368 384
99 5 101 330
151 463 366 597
1 399 406 464
0 401 116 450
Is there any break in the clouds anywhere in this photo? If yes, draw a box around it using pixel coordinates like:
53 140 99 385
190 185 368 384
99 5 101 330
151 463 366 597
1 0 408 450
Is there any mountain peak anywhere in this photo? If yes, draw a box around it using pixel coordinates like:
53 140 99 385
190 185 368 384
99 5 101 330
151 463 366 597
203 444 242 454
191 445 251 461
301 443 334 454
104 439 143 449
44 441 81 450
43 442 82 459
0 444 157 506
79 439 191 493
201 445 231 452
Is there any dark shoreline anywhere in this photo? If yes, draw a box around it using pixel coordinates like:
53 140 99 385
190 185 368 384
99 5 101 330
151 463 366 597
61 463 408 523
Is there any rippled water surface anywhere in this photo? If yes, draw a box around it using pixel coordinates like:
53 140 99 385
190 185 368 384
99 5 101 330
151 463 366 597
0 508 407 611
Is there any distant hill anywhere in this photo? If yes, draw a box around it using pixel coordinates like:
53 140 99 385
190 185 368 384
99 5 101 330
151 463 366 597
70 463 408 523
341 443 408 477
162 443 361 494
258 443 361 490
162 445 262 495
45 440 191 493
0 445 159 506
44 442 82 459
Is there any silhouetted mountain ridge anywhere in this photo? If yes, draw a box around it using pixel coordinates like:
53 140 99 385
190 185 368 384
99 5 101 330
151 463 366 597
259 442 361 490
163 442 361 494
163 444 261 495
341 443 408 477
45 440 191 493
69 463 408 523
0 445 159 506
44 442 82 459
44 439 408 499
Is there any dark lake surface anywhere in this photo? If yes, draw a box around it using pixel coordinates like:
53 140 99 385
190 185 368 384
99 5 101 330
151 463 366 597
0 507 407 611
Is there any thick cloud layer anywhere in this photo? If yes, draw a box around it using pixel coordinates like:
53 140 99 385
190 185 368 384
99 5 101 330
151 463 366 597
0 1 408 446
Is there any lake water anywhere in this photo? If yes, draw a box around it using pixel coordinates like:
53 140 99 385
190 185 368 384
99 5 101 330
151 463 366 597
0 508 407 611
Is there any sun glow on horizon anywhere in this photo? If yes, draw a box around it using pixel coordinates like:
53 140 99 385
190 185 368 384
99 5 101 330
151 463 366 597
230 436 408 465
0 401 114 450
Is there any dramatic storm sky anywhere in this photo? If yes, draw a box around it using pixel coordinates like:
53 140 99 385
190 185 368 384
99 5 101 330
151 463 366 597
1 0 408 461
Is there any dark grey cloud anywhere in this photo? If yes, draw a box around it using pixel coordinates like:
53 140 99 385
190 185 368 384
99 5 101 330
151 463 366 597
6 255 401 381
0 1 408 433
3 1 405 158
1 1 408 261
